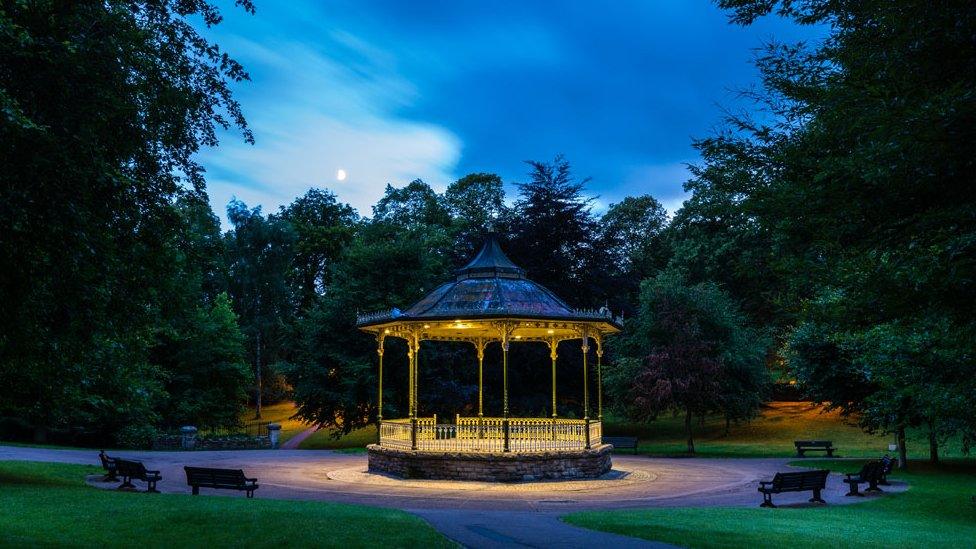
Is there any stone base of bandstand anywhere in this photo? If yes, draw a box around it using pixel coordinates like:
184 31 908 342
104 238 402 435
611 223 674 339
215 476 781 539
366 443 612 482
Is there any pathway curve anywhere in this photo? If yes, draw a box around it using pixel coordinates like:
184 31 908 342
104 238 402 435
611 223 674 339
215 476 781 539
0 445 906 548
280 424 319 450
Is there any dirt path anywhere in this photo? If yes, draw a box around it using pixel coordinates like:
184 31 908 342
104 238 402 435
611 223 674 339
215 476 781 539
280 424 319 449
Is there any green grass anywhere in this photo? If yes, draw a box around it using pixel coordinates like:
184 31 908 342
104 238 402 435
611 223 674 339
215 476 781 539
566 459 976 548
0 460 451 548
237 401 313 444
299 425 378 450
604 401 969 459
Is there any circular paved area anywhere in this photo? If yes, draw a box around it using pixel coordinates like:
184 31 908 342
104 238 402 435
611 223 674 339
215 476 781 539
0 445 908 548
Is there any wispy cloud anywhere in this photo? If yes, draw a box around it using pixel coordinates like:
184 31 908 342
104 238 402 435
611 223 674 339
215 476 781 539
196 25 461 221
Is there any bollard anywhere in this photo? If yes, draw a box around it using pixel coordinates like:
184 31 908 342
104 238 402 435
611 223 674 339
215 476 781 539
180 425 198 450
267 423 282 449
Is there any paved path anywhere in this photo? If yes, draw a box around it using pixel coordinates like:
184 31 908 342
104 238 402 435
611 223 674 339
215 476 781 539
0 445 906 548
280 425 319 449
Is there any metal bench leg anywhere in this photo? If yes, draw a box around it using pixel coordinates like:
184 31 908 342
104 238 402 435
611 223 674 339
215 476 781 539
192 486 199 495
867 480 882 493
147 480 159 493
809 488 826 504
247 489 254 498
760 493 775 508
118 476 134 490
845 482 863 497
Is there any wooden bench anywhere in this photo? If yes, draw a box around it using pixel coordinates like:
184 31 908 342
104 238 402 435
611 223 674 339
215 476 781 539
758 469 829 508
878 455 895 486
604 436 638 452
98 450 118 482
843 461 883 496
794 440 835 457
184 466 259 498
116 459 161 493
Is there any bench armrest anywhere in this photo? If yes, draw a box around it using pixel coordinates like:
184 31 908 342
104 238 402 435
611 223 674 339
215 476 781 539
246 478 258 483
146 469 161 475
758 480 774 486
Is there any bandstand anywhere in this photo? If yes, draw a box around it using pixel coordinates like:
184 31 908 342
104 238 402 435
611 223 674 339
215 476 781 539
357 234 622 481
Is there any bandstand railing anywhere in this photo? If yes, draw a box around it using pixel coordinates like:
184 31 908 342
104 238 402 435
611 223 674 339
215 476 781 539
379 417 601 453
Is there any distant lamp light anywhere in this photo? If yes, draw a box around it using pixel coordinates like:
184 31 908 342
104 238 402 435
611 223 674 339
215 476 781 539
423 324 430 329
547 329 554 334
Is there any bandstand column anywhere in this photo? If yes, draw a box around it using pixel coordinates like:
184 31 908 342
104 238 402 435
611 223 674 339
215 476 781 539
596 335 603 421
501 328 511 452
376 334 385 429
408 333 418 450
548 338 558 418
581 328 591 449
476 338 486 417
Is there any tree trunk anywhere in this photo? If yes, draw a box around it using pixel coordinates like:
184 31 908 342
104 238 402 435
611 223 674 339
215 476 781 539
896 426 908 470
33 426 47 443
928 424 939 464
685 408 695 454
725 415 731 436
254 330 263 420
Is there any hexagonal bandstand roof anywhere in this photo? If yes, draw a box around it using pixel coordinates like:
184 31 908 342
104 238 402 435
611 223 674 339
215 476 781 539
356 234 621 342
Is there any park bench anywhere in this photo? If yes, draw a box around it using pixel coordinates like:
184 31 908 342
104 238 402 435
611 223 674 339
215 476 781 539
184 466 259 498
843 460 883 496
878 455 895 485
604 436 638 452
758 469 829 508
794 440 836 457
116 459 161 493
98 450 118 481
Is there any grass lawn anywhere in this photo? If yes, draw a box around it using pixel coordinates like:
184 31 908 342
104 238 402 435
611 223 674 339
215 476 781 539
565 459 976 548
604 401 969 459
299 425 377 450
0 460 451 548
240 401 312 444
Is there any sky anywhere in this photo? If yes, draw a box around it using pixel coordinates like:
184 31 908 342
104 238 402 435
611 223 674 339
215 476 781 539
195 1 824 223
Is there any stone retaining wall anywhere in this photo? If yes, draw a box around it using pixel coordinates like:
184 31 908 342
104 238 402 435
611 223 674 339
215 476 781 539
367 444 612 482
152 434 271 451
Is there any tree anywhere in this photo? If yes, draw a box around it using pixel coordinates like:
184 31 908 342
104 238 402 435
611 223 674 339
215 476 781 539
0 0 252 441
444 173 507 261
705 0 976 463
373 179 452 229
609 271 769 453
277 189 358 314
154 293 250 431
288 219 454 434
504 156 608 308
226 201 295 419
600 195 670 313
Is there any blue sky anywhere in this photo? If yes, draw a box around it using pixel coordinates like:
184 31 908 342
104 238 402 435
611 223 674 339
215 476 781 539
196 1 823 222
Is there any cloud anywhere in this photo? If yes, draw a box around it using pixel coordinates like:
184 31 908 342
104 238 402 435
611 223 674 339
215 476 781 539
195 28 462 222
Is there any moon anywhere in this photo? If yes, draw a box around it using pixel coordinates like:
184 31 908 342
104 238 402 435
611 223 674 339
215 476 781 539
336 169 347 181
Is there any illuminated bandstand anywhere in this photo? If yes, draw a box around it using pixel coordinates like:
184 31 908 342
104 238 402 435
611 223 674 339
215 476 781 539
357 234 622 481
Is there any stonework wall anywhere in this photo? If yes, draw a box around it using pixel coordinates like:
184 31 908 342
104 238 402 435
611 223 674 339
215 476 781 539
367 444 612 482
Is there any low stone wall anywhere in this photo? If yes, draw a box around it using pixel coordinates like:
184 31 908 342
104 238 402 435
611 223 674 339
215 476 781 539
367 444 612 482
152 434 272 451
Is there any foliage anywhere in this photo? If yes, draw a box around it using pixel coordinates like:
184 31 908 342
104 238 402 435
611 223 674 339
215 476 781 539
609 271 769 453
682 0 976 462
225 201 296 417
277 189 358 314
599 195 670 313
154 293 250 431
0 0 253 442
